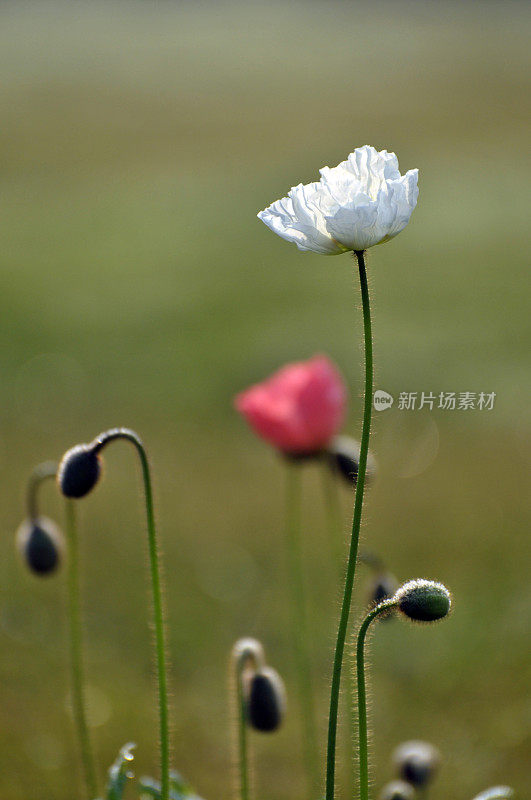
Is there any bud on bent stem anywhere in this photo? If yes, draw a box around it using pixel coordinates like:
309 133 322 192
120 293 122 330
58 428 171 800
19 461 97 798
231 639 285 800
393 740 441 788
357 580 451 800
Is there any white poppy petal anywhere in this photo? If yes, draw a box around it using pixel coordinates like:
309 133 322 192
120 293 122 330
258 146 418 254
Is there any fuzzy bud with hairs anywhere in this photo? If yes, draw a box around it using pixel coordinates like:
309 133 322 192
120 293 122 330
393 579 451 622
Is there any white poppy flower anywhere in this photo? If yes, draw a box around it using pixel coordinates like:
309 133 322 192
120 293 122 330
258 145 419 253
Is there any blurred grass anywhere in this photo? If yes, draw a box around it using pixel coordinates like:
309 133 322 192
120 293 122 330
0 1 529 798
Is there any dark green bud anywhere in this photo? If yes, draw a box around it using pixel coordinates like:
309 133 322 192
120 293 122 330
16 517 63 575
393 741 441 787
247 667 285 733
394 579 451 622
58 443 101 498
379 780 416 800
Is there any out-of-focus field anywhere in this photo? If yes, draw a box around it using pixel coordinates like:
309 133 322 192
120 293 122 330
0 1 529 798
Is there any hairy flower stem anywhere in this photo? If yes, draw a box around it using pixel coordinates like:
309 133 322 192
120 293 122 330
357 601 397 800
26 462 98 798
284 464 319 797
236 660 250 800
320 465 358 793
65 499 98 800
94 429 170 800
233 647 260 800
325 249 373 800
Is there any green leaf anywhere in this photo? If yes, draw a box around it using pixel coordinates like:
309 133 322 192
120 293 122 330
105 742 136 800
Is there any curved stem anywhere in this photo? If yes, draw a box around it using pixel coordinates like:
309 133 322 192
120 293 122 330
231 642 264 800
356 601 397 800
94 429 170 800
65 499 98 800
325 250 373 800
27 461 58 520
284 464 319 797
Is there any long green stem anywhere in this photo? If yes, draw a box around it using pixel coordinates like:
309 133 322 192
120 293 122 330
65 499 98 800
356 601 397 800
320 465 358 793
231 641 264 800
235 653 252 800
236 659 250 800
325 249 373 800
94 429 170 800
284 464 319 797
128 437 170 800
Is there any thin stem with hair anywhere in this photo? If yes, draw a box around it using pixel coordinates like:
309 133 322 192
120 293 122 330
325 249 373 800
93 429 170 800
236 658 250 800
232 642 263 800
320 463 358 793
26 462 98 799
284 463 319 797
65 498 98 800
356 600 397 800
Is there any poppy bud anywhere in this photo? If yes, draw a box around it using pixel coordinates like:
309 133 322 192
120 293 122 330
379 780 416 800
247 667 286 733
327 435 376 486
58 444 101 498
393 741 441 787
394 579 451 622
16 517 63 575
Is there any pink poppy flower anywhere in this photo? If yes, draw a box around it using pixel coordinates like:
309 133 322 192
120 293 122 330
235 355 347 456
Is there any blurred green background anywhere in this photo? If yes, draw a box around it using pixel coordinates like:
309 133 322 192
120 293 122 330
0 1 529 798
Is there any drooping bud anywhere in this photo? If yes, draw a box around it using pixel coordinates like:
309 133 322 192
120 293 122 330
247 666 286 733
58 443 101 498
393 579 451 622
16 517 63 575
393 741 441 787
327 435 377 486
379 780 416 800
